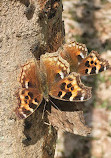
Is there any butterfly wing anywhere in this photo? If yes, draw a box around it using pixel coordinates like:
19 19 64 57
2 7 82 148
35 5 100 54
59 41 88 72
16 60 43 119
49 72 92 102
40 52 70 89
77 51 109 76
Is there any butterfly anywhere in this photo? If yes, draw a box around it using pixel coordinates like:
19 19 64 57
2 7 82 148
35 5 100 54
16 41 109 119
59 41 109 75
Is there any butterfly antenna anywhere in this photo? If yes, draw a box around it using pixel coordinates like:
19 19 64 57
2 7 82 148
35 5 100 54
42 100 47 119
49 99 62 113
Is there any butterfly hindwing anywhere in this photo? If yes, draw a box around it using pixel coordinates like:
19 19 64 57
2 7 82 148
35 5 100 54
16 88 43 119
49 72 92 102
77 51 109 76
16 60 43 119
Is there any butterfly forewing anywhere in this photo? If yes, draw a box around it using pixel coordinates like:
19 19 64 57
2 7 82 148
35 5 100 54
49 72 92 102
40 52 70 89
16 60 43 119
59 41 88 72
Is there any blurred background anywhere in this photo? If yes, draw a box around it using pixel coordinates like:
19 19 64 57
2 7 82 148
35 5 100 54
55 0 111 158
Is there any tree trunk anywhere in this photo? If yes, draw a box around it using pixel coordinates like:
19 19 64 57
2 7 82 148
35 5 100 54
0 0 63 157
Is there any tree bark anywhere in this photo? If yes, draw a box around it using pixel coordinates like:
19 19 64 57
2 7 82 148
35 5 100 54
0 0 63 157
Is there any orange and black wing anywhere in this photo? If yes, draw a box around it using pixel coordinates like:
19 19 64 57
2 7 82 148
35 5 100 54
78 51 109 76
16 60 43 119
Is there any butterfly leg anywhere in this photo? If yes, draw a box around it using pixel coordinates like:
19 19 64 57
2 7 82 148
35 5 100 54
43 110 52 126
44 121 51 126
42 100 47 119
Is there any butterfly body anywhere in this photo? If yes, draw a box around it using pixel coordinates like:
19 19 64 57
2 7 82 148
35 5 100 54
16 41 109 119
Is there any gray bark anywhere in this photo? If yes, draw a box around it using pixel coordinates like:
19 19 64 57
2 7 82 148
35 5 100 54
0 0 63 157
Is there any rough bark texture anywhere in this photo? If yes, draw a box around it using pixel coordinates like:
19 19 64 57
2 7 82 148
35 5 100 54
0 0 63 157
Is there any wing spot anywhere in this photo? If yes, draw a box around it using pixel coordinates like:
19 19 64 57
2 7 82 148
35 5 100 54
91 60 94 64
58 91 62 97
28 92 33 99
25 82 29 89
55 73 61 80
90 67 96 74
34 98 38 102
80 96 84 101
29 103 37 110
21 90 25 94
59 71 64 79
28 82 32 87
67 83 72 88
74 91 82 100
104 67 106 71
62 92 72 100
85 69 88 74
22 108 31 115
71 86 74 91
90 55 93 58
99 65 104 72
95 62 97 65
25 100 27 104
60 82 66 90
85 61 90 67
25 96 29 99
80 52 84 58
77 55 82 62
